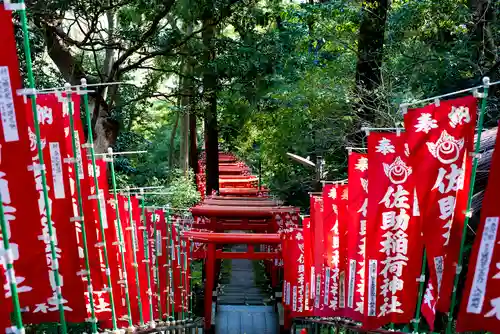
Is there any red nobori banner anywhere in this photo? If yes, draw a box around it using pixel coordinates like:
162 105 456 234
346 153 368 322
171 216 185 313
146 209 166 319
404 96 477 326
131 196 151 323
0 7 57 331
303 212 314 315
322 184 348 317
83 158 114 326
286 228 307 317
22 93 89 323
457 129 500 332
311 195 325 316
364 132 422 329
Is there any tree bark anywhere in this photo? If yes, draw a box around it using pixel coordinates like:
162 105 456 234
180 23 193 176
189 111 199 174
354 0 389 124
202 14 219 195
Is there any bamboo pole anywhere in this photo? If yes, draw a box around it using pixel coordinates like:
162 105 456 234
139 190 156 328
64 84 98 333
107 147 134 329
0 193 24 334
18 3 67 332
413 249 427 333
80 78 118 331
445 77 490 334
125 187 144 325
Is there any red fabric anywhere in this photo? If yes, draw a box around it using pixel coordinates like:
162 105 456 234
363 132 422 329
285 228 307 317
345 153 368 322
322 184 348 317
457 129 500 332
404 96 477 327
0 7 59 331
311 196 325 316
302 214 314 315
171 216 183 313
21 93 88 323
83 159 114 328
131 196 151 323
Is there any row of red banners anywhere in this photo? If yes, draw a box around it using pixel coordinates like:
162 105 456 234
0 7 190 331
282 95 500 332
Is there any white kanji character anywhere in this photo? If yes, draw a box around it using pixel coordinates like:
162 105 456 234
415 113 438 134
329 187 337 199
432 164 464 194
358 198 368 216
485 297 500 320
381 211 396 230
376 137 395 155
355 157 368 172
33 303 49 313
379 185 410 209
437 196 456 220
449 106 471 128
380 276 404 296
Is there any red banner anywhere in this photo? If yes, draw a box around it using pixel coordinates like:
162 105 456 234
456 128 500 332
132 196 152 323
0 6 58 331
22 92 90 323
364 132 422 329
322 184 348 317
285 228 307 317
303 209 314 315
311 195 325 316
346 153 368 321
404 96 477 326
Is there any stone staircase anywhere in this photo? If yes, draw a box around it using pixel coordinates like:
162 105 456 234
215 243 278 334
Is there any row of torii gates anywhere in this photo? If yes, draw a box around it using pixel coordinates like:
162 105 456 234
184 152 297 333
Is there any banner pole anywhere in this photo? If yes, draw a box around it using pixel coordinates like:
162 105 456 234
189 238 194 322
125 187 144 326
169 215 176 322
445 76 490 334
152 211 163 320
80 78 118 331
413 249 427 333
139 191 156 328
64 84 98 333
107 147 134 329
165 207 172 322
0 193 24 334
18 4 67 332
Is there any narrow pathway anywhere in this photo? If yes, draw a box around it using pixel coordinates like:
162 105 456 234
215 244 278 334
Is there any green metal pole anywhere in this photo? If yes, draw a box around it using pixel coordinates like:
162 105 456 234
80 78 118 331
126 189 144 326
107 148 134 329
139 190 156 328
152 211 163 320
0 193 24 334
64 84 98 334
445 77 490 334
413 248 427 333
18 4 67 332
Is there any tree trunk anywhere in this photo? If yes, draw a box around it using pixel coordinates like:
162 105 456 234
354 0 389 124
202 14 219 195
179 23 193 176
189 111 198 174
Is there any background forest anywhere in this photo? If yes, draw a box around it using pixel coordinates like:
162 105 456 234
19 0 500 210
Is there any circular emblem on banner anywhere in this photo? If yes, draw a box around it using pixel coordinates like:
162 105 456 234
426 130 464 164
383 156 412 184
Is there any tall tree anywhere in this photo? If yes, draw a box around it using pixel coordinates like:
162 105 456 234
354 0 390 124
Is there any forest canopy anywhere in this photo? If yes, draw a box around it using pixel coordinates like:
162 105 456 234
22 0 500 209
